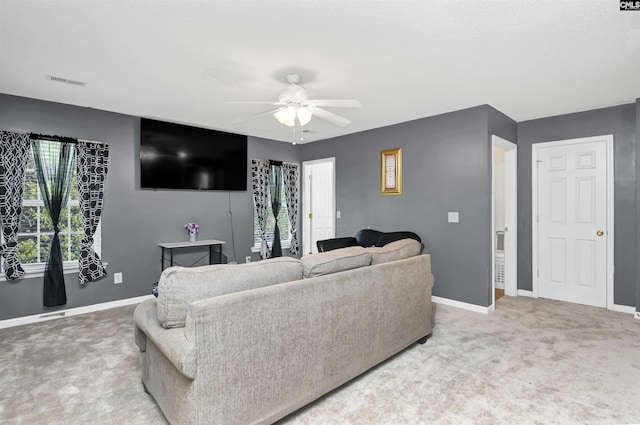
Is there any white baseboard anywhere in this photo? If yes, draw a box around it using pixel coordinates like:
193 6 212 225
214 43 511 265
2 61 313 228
0 295 154 330
431 296 490 314
610 303 636 315
514 290 637 317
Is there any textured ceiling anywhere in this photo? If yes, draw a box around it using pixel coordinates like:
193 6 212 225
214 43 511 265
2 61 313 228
1 0 639 144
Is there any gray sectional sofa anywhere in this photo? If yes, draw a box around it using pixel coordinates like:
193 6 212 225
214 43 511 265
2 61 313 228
134 238 434 425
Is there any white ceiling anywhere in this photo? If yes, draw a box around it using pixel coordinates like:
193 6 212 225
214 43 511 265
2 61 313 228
1 0 639 144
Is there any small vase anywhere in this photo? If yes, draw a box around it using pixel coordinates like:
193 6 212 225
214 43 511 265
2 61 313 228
189 232 197 242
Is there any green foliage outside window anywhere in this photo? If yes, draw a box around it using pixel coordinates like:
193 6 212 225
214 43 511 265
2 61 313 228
253 185 290 246
13 149 84 266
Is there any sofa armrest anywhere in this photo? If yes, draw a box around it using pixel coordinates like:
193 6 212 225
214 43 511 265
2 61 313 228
134 299 197 379
316 237 357 252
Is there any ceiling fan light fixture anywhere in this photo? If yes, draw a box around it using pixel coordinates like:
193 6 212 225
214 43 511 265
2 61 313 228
274 105 312 127
234 73 361 134
274 106 297 126
297 107 312 126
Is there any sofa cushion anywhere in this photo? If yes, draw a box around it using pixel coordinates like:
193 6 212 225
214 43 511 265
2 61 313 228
157 257 303 329
300 246 372 278
367 238 422 265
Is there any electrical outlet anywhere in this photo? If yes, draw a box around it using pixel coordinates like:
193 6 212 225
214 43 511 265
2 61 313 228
245 256 252 263
114 272 123 284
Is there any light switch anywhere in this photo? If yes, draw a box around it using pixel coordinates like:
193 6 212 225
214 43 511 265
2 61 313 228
336 210 341 219
448 212 459 223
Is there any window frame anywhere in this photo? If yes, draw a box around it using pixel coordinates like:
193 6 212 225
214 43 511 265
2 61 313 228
0 144 103 281
252 180 292 253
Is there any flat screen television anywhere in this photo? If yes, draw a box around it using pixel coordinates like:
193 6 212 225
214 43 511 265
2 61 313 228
140 118 247 191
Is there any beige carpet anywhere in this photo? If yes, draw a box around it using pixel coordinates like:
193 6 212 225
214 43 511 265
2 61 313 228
1 296 639 424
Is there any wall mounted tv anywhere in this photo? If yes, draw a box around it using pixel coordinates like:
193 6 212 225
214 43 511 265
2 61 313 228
140 118 247 191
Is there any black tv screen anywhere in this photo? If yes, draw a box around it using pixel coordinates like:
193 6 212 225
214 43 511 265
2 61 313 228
140 118 247 191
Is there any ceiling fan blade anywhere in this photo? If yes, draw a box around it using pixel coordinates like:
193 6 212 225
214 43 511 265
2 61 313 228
225 101 283 106
309 106 351 127
232 107 283 124
309 99 362 108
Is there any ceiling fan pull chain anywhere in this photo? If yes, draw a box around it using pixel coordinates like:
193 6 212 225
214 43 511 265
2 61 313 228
292 121 296 145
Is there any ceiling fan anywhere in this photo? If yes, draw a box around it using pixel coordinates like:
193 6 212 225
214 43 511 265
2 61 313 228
227 73 362 132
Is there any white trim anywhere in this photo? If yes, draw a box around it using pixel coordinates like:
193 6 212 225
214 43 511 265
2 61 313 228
491 135 518 312
610 304 636 315
0 294 153 329
250 240 291 253
531 135 614 310
1 223 103 281
511 290 635 317
605 136 615 310
431 296 491 314
0 261 108 282
302 157 336 255
504 148 518 296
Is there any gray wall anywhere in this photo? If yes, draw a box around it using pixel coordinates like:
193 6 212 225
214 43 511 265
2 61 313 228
517 104 637 307
0 94 299 320
300 105 497 307
2 93 637 317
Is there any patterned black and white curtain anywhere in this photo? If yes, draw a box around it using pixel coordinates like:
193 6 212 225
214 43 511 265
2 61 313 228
282 163 300 256
269 162 283 258
251 159 271 259
0 131 30 280
76 141 109 285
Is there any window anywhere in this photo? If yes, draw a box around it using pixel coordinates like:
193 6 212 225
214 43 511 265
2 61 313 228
1 147 100 277
253 181 290 251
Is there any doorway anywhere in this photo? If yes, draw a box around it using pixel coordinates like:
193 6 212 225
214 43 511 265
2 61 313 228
302 158 336 255
532 135 614 309
492 136 517 310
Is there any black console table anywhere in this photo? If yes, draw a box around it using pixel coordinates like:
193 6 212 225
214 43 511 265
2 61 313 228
158 239 226 270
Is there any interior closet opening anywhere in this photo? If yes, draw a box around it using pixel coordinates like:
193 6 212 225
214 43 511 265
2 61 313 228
494 146 506 302
491 136 517 310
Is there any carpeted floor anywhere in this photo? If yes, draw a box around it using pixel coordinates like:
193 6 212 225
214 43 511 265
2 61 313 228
1 296 639 424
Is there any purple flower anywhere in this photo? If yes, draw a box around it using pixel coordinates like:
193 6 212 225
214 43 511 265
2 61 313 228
184 223 199 234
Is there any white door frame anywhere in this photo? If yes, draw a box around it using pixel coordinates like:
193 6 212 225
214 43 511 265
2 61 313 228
491 136 518 310
532 135 614 309
302 157 336 255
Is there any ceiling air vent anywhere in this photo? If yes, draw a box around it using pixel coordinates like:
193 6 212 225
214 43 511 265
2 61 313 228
46 75 87 87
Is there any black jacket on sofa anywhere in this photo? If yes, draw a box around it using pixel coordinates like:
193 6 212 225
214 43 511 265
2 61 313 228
316 229 422 252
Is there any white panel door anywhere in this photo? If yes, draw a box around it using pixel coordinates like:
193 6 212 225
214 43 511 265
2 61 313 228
536 139 608 308
302 158 335 254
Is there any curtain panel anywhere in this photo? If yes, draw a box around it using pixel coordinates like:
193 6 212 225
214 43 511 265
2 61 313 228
251 159 271 259
268 163 283 258
31 139 75 307
0 131 30 280
76 141 109 285
282 163 300 256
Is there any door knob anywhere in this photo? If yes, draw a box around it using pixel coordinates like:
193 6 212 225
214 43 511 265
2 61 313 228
596 230 604 236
